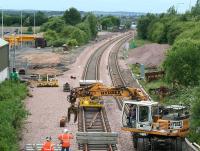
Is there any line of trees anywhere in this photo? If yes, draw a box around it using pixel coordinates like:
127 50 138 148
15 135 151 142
137 1 200 86
137 0 200 144
41 7 97 47
0 11 48 26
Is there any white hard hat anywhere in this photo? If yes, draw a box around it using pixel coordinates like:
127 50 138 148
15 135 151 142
63 128 68 133
46 136 51 141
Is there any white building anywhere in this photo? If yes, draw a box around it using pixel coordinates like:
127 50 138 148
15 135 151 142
0 38 9 83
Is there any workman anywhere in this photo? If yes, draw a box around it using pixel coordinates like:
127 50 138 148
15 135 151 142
58 129 74 151
41 136 54 151
10 68 19 81
128 105 136 127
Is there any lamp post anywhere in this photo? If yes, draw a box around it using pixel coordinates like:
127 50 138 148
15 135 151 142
34 12 35 36
176 3 184 13
1 8 3 39
189 0 192 10
21 11 23 48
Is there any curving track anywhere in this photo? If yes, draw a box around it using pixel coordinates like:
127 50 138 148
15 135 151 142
108 35 133 110
78 33 132 151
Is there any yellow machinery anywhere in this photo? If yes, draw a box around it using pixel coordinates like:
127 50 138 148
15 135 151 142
37 74 59 87
68 82 147 108
68 82 190 151
4 35 35 47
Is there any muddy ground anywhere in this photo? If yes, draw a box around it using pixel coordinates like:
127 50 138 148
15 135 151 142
14 32 117 75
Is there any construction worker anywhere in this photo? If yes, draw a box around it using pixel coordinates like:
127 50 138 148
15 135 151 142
58 129 73 151
41 136 54 151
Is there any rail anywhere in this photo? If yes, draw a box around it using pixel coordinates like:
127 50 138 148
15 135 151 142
78 34 132 151
108 35 133 110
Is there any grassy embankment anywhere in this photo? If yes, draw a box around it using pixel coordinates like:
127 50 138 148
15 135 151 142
0 80 28 151
129 48 200 144
129 37 151 48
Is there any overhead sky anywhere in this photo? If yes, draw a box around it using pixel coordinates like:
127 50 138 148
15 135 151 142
0 0 197 13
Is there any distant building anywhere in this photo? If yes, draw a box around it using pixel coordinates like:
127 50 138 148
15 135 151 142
0 38 9 83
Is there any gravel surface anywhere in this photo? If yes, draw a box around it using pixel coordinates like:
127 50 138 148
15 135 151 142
100 35 135 151
127 43 170 67
20 33 123 150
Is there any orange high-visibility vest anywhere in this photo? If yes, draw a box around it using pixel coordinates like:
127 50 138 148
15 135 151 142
58 133 73 147
41 141 54 151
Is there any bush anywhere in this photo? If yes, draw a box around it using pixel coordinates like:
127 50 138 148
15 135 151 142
44 30 58 46
76 22 91 42
137 14 157 39
163 39 200 86
176 25 200 42
67 39 78 47
40 17 65 33
189 87 200 144
70 28 87 45
0 81 27 151
167 21 196 44
52 38 66 47
148 22 165 43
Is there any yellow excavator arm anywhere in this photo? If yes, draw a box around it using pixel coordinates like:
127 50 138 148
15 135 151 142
69 82 147 104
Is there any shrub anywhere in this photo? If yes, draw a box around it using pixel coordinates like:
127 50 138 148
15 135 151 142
163 39 200 86
70 28 87 45
67 39 78 47
76 22 91 42
40 17 65 33
0 81 27 150
148 22 165 43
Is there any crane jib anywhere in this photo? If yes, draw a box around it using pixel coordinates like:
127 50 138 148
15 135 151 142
100 91 121 95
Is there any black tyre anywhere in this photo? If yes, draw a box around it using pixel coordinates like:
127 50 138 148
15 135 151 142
136 138 149 151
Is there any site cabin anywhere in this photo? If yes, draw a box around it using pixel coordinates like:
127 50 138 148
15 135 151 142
79 80 103 87
121 100 190 151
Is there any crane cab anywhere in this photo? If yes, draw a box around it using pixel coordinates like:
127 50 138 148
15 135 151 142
122 100 158 131
121 101 190 137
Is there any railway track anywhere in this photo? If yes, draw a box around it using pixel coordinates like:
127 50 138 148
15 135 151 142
78 33 132 151
82 34 130 80
108 35 133 110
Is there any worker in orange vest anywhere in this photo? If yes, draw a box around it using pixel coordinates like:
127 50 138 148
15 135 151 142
58 129 73 151
41 136 54 151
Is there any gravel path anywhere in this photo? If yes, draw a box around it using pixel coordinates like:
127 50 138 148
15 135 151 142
20 33 124 150
99 35 135 151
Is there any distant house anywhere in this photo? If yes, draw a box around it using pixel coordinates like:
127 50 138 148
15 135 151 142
0 38 9 83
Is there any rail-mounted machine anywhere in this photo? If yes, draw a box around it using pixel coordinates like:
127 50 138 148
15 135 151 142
67 81 189 151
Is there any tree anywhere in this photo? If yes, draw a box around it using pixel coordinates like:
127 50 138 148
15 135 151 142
85 13 98 38
191 0 200 16
137 14 157 39
40 17 65 33
63 7 81 25
44 30 58 46
125 20 131 29
70 28 87 44
27 26 33 33
167 6 177 15
163 39 200 86
101 18 113 30
148 22 165 43
76 22 91 42
34 11 48 26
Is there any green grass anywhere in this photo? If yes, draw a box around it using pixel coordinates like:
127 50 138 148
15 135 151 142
130 64 140 76
0 80 28 151
129 37 151 49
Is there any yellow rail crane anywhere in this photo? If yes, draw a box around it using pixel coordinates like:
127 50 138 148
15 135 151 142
67 82 189 151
